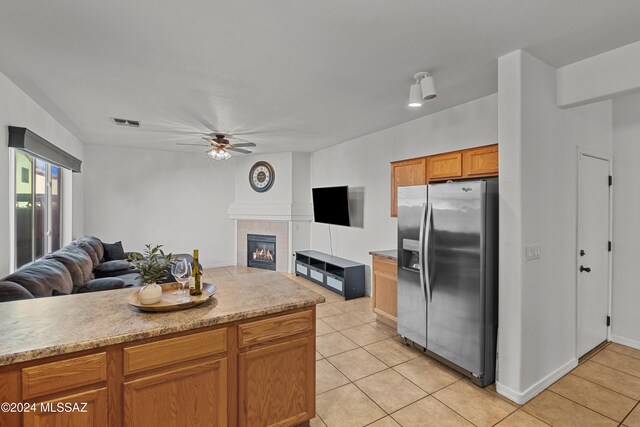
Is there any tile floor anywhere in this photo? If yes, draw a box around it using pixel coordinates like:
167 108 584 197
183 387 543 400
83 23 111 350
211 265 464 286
204 267 640 427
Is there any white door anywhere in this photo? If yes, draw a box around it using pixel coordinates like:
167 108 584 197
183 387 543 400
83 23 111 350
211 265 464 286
577 154 610 357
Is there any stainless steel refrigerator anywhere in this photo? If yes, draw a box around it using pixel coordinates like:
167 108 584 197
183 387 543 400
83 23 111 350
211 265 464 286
397 180 498 387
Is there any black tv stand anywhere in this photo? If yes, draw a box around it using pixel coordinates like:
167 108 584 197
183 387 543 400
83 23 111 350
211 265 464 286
294 250 365 300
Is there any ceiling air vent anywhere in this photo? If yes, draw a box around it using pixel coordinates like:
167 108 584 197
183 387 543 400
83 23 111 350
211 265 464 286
112 117 141 127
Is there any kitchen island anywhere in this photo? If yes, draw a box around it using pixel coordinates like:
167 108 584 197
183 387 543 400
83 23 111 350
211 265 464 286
0 271 324 427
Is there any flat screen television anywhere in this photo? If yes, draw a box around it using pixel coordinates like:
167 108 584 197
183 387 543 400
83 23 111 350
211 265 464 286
312 186 351 227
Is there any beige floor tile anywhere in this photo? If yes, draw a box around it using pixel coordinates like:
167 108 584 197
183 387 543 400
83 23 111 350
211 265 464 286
316 383 385 427
549 374 637 422
393 355 462 393
624 404 640 427
355 369 426 413
340 324 389 346
322 312 366 331
578 341 610 365
318 291 344 304
316 351 323 361
609 343 640 361
495 410 550 426
223 265 262 274
592 349 640 378
392 396 473 427
316 332 358 358
364 338 420 367
433 380 516 427
572 360 640 400
332 297 372 312
316 319 336 336
368 321 399 337
316 359 350 395
317 304 346 319
349 308 378 324
310 415 328 427
202 267 231 277
522 391 617 427
328 348 388 381
367 416 401 427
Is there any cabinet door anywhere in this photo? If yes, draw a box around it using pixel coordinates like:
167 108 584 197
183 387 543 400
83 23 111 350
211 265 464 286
23 387 107 427
427 152 463 181
390 158 427 217
462 144 499 177
239 336 314 427
372 257 398 321
123 360 227 427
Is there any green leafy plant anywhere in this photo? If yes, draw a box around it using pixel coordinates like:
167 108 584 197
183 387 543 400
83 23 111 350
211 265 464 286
127 244 174 285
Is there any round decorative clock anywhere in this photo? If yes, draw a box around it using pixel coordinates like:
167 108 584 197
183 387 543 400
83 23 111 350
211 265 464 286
249 161 275 192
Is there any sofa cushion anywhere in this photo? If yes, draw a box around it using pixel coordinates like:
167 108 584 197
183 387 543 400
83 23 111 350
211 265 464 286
5 259 73 297
73 240 100 268
95 260 132 273
77 277 127 293
102 241 126 261
44 251 85 290
0 281 34 302
79 236 104 261
117 273 143 288
56 246 94 284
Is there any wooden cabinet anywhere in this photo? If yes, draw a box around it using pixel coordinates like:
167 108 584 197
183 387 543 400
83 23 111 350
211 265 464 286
123 360 227 427
371 256 398 324
463 144 499 177
390 144 498 217
238 310 316 427
390 158 427 217
0 307 316 427
23 387 108 427
427 151 463 181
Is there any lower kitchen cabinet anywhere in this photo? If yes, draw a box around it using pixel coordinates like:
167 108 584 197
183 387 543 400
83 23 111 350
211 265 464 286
123 360 227 427
372 255 398 324
23 387 108 427
238 335 315 427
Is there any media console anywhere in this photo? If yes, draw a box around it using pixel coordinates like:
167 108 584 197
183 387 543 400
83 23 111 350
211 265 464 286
295 250 365 300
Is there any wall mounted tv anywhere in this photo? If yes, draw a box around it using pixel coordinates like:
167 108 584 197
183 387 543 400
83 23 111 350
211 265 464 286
312 186 351 227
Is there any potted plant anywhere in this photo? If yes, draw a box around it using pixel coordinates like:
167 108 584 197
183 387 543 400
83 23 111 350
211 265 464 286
127 244 174 304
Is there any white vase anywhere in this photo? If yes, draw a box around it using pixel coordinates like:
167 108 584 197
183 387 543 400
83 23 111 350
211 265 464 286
139 283 162 305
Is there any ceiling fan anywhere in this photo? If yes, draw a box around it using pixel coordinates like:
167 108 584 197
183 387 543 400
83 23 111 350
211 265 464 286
176 133 257 160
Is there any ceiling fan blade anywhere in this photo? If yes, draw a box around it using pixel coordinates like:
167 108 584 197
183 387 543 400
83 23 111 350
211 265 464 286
176 143 211 146
230 142 256 148
232 136 259 144
227 147 253 154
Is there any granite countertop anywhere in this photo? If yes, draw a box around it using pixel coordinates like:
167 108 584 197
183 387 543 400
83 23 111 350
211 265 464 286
0 272 325 367
369 249 397 260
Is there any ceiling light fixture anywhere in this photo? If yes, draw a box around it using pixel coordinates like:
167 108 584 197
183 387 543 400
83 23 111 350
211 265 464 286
408 72 437 107
207 146 232 161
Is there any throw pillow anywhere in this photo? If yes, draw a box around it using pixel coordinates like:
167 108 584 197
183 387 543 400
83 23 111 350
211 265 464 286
103 241 126 261
0 281 34 302
77 277 127 293
95 260 132 273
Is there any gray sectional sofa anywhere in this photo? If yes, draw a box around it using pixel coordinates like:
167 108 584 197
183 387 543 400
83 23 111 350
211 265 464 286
0 236 142 303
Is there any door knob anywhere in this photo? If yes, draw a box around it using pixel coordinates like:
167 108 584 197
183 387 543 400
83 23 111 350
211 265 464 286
580 265 591 273
579 250 585 256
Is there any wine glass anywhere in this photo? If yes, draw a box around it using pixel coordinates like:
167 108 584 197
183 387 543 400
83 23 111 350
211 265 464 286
172 259 192 303
170 260 184 295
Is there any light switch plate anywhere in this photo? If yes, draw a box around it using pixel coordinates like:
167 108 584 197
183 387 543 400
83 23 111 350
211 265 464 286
525 245 541 261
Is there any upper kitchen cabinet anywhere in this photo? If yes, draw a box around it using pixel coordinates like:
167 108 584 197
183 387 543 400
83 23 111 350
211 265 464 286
390 158 427 217
462 144 499 177
427 151 463 181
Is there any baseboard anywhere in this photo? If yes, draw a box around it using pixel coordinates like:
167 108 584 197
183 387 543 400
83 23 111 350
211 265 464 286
611 334 640 350
495 357 577 404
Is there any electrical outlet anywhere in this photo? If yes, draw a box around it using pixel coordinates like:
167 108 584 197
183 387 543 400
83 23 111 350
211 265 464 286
525 245 541 261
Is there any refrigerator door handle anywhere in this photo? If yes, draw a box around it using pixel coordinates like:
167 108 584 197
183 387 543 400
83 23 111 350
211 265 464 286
424 202 433 302
418 202 427 300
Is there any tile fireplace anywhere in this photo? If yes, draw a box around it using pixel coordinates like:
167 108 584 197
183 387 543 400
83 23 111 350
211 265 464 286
247 234 276 271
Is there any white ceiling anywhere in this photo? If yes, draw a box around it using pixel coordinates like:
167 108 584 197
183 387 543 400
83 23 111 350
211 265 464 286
1 0 640 155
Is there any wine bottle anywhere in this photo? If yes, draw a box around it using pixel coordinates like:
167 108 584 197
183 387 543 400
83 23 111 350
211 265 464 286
190 249 202 296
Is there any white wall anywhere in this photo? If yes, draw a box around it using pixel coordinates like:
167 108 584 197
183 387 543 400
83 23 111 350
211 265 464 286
83 144 235 268
611 92 640 348
310 93 498 294
0 71 84 276
497 50 612 403
234 152 294 204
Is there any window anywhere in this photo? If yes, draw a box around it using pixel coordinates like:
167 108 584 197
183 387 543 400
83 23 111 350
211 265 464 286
14 151 62 268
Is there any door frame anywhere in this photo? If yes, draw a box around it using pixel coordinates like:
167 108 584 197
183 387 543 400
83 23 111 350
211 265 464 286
575 146 613 359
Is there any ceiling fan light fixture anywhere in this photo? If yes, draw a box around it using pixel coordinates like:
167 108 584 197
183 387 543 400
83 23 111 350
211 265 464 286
207 146 233 161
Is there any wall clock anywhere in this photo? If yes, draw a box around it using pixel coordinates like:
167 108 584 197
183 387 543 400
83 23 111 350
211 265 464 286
249 161 275 192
